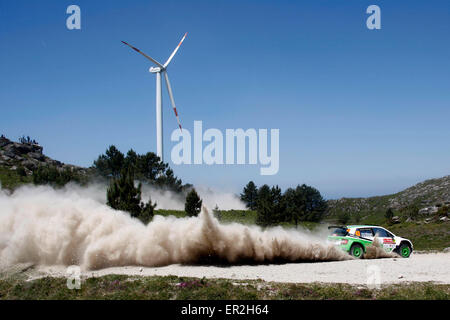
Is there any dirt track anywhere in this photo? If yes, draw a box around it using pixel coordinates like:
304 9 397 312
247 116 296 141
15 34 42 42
30 252 450 285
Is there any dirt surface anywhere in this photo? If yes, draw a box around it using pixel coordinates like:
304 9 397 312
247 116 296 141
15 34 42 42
19 252 450 285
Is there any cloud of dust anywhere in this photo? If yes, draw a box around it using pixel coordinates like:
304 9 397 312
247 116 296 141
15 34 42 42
140 184 246 210
364 237 399 259
70 182 246 211
0 184 349 270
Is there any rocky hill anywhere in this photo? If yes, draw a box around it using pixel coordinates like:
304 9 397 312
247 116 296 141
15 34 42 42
327 176 450 223
0 136 87 177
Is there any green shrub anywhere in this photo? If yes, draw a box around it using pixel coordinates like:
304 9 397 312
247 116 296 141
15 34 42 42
107 169 156 224
337 211 351 225
185 188 202 217
32 166 85 187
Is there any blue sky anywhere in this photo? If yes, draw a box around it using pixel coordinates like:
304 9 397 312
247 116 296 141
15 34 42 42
1 0 449 199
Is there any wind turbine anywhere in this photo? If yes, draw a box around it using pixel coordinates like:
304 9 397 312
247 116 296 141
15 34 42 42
121 33 187 162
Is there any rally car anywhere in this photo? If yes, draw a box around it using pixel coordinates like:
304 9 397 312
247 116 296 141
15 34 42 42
327 225 414 258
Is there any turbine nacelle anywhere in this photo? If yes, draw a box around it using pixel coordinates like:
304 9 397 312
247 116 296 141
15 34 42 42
149 66 163 73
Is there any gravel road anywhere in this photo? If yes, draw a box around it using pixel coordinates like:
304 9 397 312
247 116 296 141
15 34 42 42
30 252 450 285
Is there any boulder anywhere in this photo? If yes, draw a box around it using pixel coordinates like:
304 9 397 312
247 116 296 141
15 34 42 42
28 152 45 161
11 143 34 155
30 144 43 154
1 150 16 159
391 216 401 224
419 206 439 215
21 159 39 170
439 216 449 222
0 137 12 148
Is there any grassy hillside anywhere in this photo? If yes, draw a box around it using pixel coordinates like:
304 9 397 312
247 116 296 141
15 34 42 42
0 167 32 190
326 175 450 224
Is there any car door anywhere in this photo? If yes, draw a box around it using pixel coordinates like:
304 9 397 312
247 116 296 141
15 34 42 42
372 227 396 252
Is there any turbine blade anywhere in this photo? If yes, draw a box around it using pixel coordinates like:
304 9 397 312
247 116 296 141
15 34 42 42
163 33 187 68
163 71 182 131
121 41 164 68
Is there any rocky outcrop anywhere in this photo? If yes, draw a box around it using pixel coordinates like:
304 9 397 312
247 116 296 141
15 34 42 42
0 136 85 175
327 175 450 222
418 206 439 215
388 176 450 209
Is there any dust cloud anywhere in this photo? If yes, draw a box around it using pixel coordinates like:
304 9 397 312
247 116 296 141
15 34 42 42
364 237 399 259
0 184 350 270
140 184 246 210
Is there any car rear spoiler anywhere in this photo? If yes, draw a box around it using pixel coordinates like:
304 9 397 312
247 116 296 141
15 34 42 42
327 225 346 229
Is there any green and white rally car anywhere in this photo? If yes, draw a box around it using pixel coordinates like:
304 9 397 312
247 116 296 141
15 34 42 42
327 225 414 258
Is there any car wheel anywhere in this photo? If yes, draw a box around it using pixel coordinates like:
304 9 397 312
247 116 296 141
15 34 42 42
350 243 364 259
398 243 411 258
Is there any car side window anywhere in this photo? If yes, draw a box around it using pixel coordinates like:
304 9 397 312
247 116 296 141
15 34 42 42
385 231 394 238
358 228 373 238
373 228 389 238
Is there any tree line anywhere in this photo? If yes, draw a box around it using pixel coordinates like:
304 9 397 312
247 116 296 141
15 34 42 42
240 181 328 227
31 145 188 191
93 145 187 192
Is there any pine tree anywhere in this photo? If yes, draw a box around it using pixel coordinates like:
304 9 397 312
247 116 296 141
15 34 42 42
106 169 156 223
271 185 287 223
296 184 327 222
256 184 273 227
94 145 125 178
185 188 202 217
156 168 183 192
284 187 305 228
240 181 258 210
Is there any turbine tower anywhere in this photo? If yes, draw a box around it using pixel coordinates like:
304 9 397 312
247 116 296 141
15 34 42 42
121 33 187 162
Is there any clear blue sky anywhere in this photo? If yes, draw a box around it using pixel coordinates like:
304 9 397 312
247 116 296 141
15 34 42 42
1 0 449 199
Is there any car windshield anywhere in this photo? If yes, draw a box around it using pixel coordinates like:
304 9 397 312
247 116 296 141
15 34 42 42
330 227 348 236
